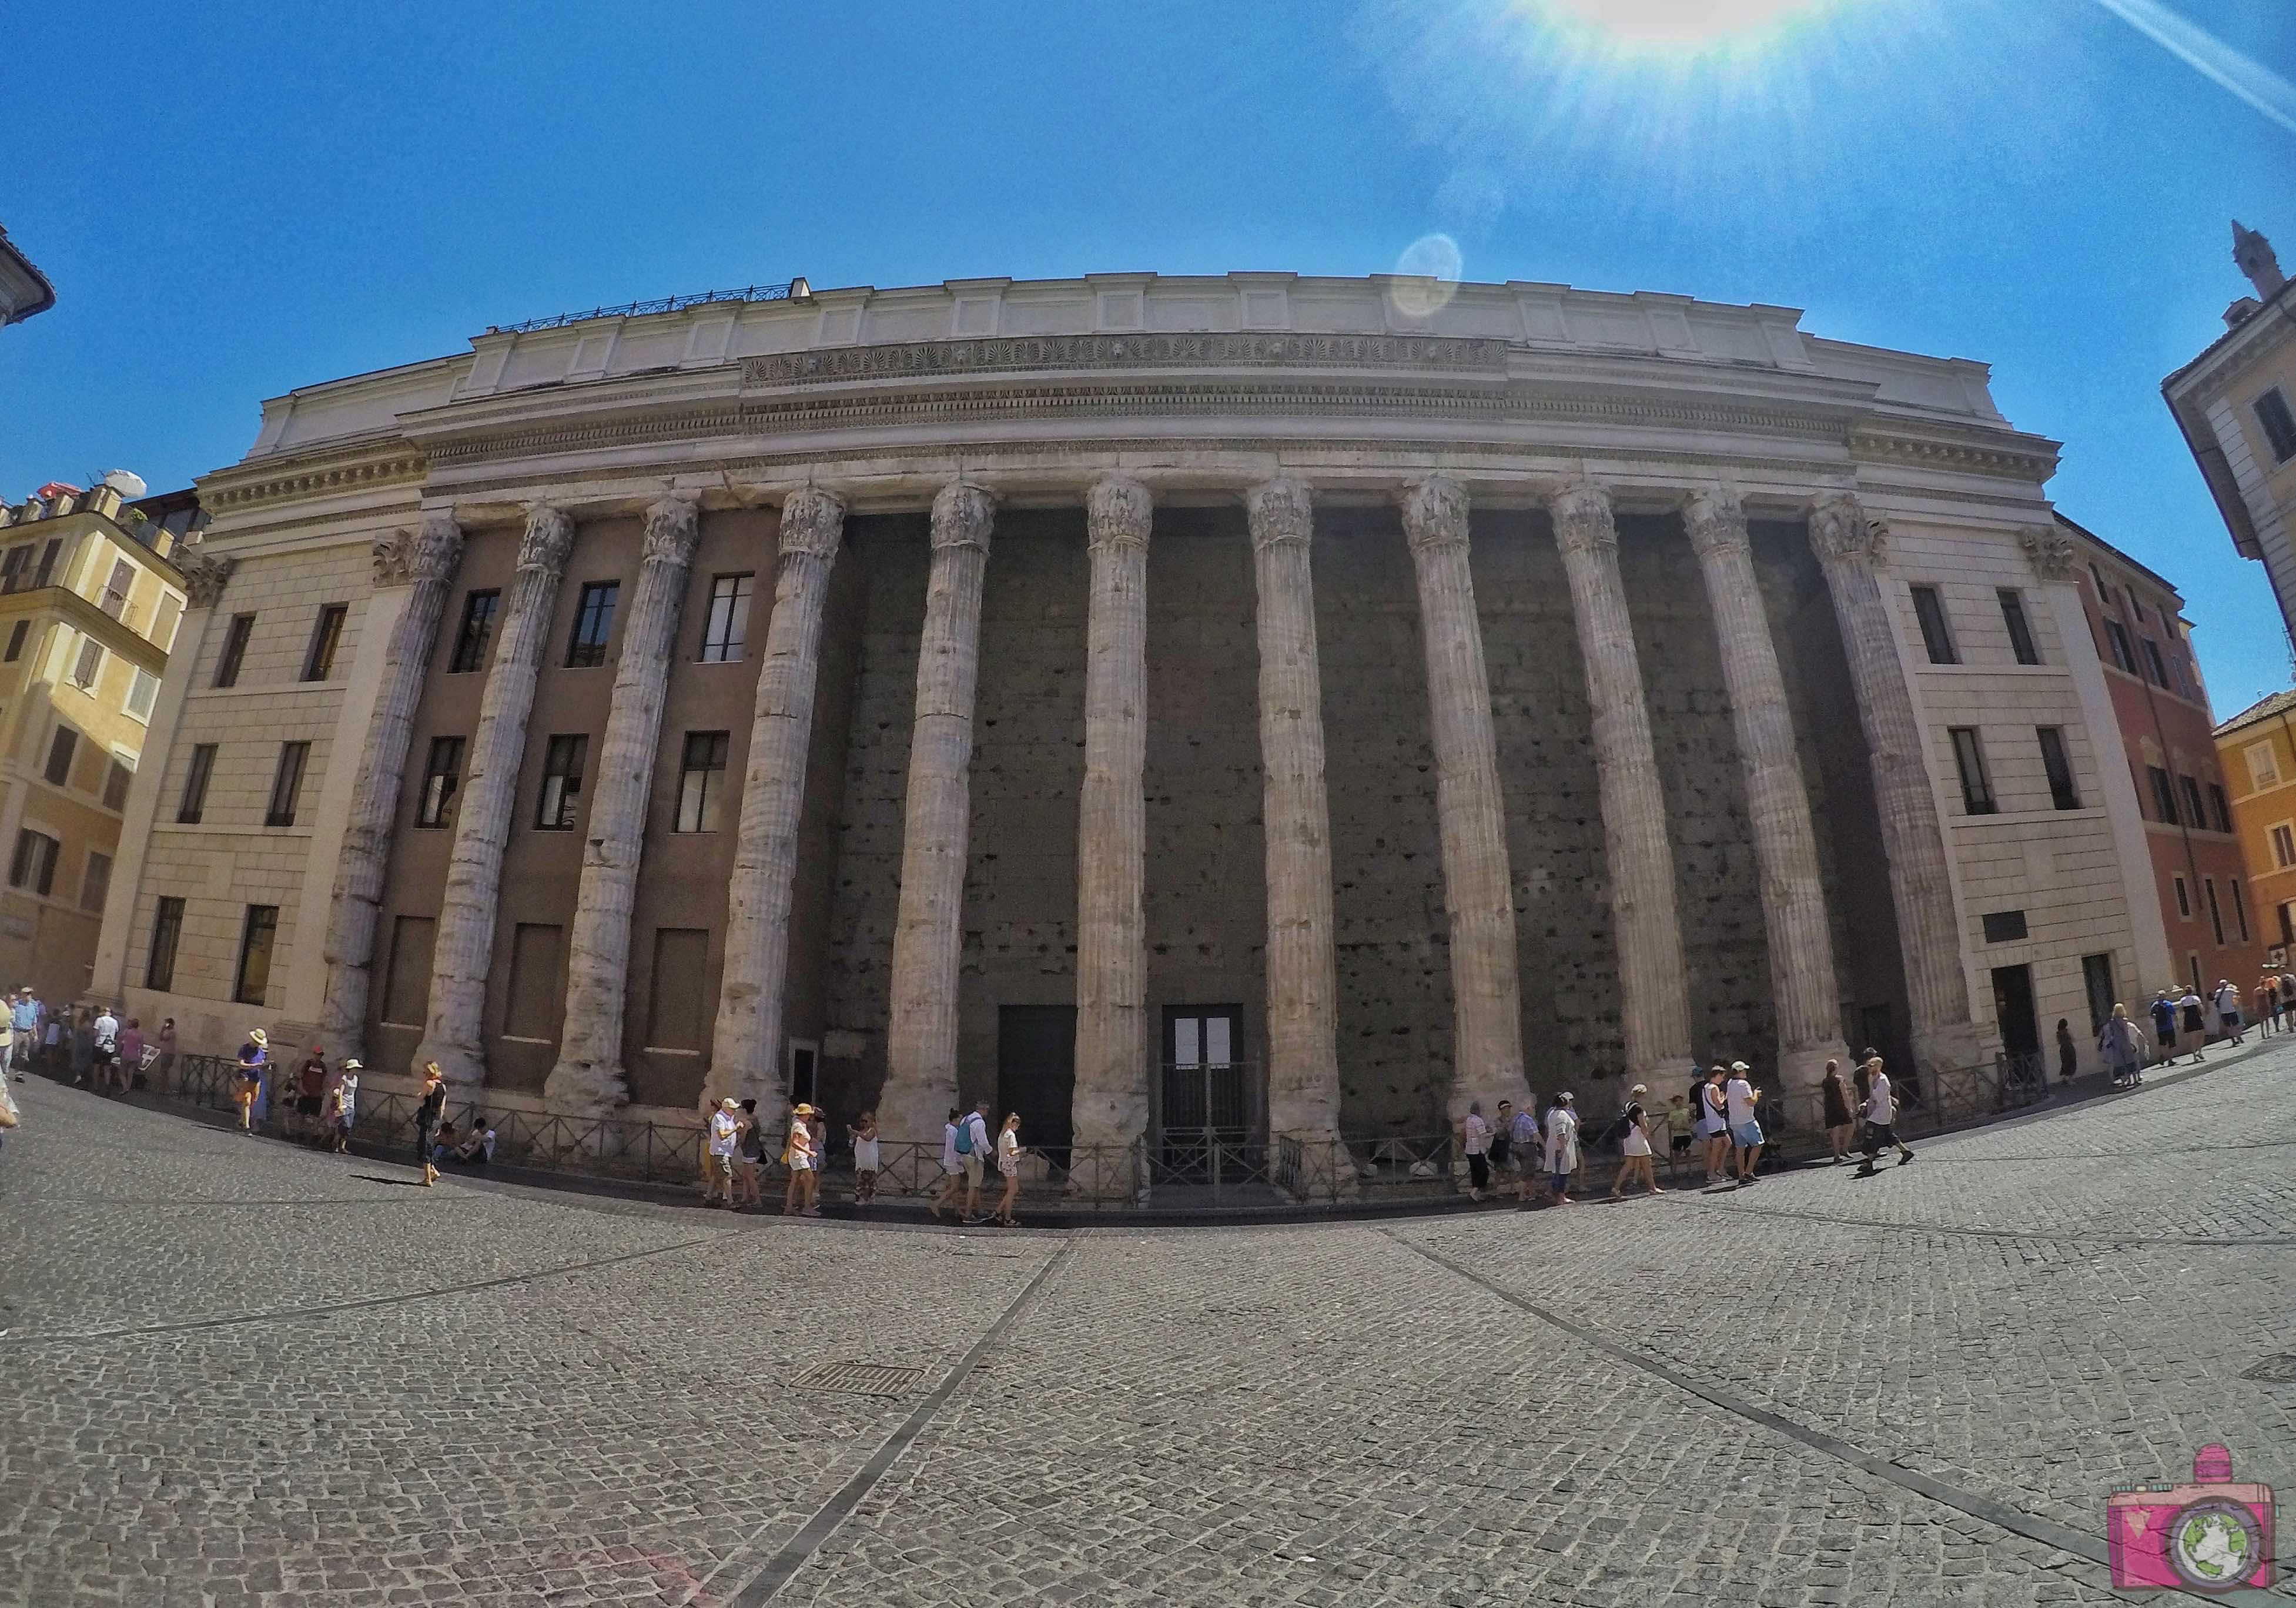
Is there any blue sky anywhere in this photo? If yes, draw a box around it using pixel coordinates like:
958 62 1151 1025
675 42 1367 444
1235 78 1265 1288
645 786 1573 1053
3 0 2290 706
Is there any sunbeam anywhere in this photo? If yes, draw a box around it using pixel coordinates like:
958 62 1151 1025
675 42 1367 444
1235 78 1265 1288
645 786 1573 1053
2090 0 2296 135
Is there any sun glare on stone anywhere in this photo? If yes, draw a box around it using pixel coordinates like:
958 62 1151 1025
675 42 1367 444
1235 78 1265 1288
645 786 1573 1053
1541 0 1821 44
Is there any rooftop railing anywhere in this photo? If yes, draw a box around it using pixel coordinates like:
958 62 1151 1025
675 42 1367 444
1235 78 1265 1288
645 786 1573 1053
483 279 808 336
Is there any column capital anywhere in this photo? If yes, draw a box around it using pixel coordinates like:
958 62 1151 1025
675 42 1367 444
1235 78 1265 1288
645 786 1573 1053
373 510 464 589
1245 477 1313 551
931 480 995 551
1086 474 1153 552
778 486 846 560
641 493 702 567
178 553 236 610
518 503 576 573
1809 492 1887 570
2018 523 2077 584
1682 483 1750 559
1548 475 1617 557
1400 476 1471 555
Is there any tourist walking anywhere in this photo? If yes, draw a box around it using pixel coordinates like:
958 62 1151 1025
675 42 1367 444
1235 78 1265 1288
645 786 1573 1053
932 1107 966 1221
1664 1092 1694 1176
91 1005 122 1094
68 1008 94 1088
153 1017 178 1093
1856 1056 1914 1172
41 1005 63 1075
993 1111 1024 1226
411 1063 446 1184
2098 1004 2144 1089
850 1110 880 1205
2054 1018 2078 1081
1820 1059 1855 1162
2148 991 2180 1067
2177 985 2209 1062
1542 1092 1580 1206
1507 1099 1541 1202
1461 1099 1492 1201
233 1029 268 1134
791 1102 826 1216
1698 1065 1731 1187
733 1098 765 1208
9 989 36 1072
1490 1098 1515 1182
2213 979 2245 1046
327 1059 359 1153
2253 978 2278 1037
959 1102 993 1223
118 1017 144 1089
294 1045 328 1142
1607 1083 1662 1199
1725 1062 1763 1186
705 1097 740 1208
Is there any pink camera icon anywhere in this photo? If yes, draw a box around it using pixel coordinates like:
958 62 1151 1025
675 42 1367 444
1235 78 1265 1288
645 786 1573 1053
2108 1443 2274 1592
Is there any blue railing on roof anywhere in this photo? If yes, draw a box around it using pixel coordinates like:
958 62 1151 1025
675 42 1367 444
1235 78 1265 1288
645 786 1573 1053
483 280 808 336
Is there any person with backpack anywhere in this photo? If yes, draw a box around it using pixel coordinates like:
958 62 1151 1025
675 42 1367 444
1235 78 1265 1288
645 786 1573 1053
931 1108 966 1222
1507 1099 1541 1203
2147 990 2180 1068
1697 1065 1731 1188
1856 1055 1914 1172
1723 1062 1764 1186
2098 1004 2144 1090
1541 1091 1579 1207
2213 979 2245 1047
2177 985 2209 1063
959 1102 993 1223
1607 1083 1661 1199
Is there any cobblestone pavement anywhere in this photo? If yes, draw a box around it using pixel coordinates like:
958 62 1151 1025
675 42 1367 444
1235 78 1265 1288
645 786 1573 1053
4 1045 2292 1606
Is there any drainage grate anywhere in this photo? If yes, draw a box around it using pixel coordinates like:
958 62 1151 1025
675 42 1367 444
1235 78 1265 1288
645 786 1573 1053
795 1361 930 1397
2241 1354 2296 1385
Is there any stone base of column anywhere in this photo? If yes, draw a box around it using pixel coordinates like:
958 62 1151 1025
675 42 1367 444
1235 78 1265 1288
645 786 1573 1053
1778 1040 1852 1100
1913 1021 1986 1079
541 1057 628 1117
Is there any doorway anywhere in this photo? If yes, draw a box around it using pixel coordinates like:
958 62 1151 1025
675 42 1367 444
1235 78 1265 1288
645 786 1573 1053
1990 964 2040 1062
996 1005 1075 1164
2080 953 2115 1038
1159 1006 1249 1172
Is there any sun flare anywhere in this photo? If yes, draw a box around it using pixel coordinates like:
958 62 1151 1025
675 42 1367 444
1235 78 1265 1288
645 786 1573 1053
1540 0 1823 44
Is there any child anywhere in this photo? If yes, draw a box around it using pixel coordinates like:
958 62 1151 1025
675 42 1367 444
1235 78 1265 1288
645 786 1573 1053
1665 1094 1693 1172
850 1110 881 1205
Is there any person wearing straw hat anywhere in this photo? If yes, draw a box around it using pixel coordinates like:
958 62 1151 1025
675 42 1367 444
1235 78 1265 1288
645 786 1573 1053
414 1063 446 1185
705 1096 741 1208
784 1101 822 1217
1608 1083 1662 1199
327 1059 360 1154
232 1029 269 1134
1724 1061 1763 1186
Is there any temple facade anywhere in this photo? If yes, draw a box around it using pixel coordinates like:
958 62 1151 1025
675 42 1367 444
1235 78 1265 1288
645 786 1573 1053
90 272 2163 1154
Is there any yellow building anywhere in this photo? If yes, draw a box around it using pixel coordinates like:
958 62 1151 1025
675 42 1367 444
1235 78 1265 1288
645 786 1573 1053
0 480 189 1005
2165 220 2296 650
2214 690 2296 961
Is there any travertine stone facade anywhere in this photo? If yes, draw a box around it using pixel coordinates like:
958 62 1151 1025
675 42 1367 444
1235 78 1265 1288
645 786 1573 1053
412 504 572 1090
547 494 699 1113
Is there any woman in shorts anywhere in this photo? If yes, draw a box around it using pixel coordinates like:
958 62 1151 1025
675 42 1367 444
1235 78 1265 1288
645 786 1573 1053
784 1102 821 1218
233 1028 269 1134
1820 1058 1855 1162
1698 1065 1731 1185
849 1110 881 1205
993 1111 1025 1227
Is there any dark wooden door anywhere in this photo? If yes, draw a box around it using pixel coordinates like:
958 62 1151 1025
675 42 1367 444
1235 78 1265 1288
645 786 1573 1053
997 1005 1075 1163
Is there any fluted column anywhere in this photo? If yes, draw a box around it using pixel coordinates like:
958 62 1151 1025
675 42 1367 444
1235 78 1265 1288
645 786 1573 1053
1810 492 1981 1073
876 482 996 1141
704 488 847 1110
1247 479 1346 1146
1549 476 1695 1086
1400 477 1530 1127
1684 485 1849 1094
547 494 701 1114
319 514 463 1069
411 504 574 1090
1070 476 1153 1159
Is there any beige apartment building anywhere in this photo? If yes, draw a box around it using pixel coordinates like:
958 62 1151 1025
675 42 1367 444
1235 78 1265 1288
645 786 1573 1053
0 481 189 1003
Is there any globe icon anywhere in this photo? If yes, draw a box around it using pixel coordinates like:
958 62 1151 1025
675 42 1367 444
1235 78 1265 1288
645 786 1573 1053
2171 1502 2257 1586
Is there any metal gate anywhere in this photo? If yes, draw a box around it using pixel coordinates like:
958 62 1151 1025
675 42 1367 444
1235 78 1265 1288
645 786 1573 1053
1159 1007 1250 1178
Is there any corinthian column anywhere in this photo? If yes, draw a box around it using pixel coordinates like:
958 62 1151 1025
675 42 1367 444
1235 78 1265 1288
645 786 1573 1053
1809 492 1981 1073
704 487 846 1111
1684 485 1849 1094
1247 479 1346 1146
1400 477 1529 1127
1549 476 1695 1087
1070 476 1152 1161
876 482 996 1141
411 504 574 1091
318 513 463 1069
547 494 701 1114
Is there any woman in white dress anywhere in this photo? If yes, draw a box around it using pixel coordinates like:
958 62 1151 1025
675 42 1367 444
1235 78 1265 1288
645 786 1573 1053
1543 1091 1580 1207
993 1112 1024 1228
1608 1082 1662 1199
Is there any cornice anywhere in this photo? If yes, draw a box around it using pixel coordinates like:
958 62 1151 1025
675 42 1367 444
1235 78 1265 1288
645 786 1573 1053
1850 429 2057 483
741 330 1517 385
197 442 430 515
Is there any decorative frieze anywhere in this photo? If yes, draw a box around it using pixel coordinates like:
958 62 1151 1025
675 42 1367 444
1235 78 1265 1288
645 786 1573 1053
744 331 1516 387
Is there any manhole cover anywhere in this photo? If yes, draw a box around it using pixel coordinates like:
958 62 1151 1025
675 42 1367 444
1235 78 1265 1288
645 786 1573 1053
2241 1354 2296 1385
795 1361 929 1397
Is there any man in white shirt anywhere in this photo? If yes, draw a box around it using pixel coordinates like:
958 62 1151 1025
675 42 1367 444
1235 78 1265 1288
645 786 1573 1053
1857 1058 1914 1172
932 1108 966 1222
91 1007 122 1094
1723 1061 1763 1185
2211 979 2245 1046
1461 1101 1491 1201
704 1097 739 1208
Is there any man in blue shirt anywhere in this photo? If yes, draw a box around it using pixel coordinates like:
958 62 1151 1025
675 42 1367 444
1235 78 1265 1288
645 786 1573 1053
9 990 38 1071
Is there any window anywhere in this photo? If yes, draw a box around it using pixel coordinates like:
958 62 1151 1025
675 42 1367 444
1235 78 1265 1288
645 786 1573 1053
234 905 279 1005
416 736 464 827
178 743 217 824
2 621 25 662
2148 765 2179 824
213 613 255 688
2276 823 2296 870
675 730 731 832
125 667 158 721
2230 878 2250 942
2204 878 2226 947
699 573 754 663
2180 775 2207 832
152 595 181 651
2257 386 2296 464
1997 589 2040 666
100 559 133 619
79 850 111 912
2207 783 2233 834
2248 741 2282 791
302 603 347 681
2037 727 2080 810
535 733 587 830
43 726 76 788
1981 910 2028 943
69 636 102 691
0 545 31 592
1949 727 1996 814
101 759 131 811
2140 638 2170 689
33 539 61 587
565 581 618 668
265 741 309 827
2082 953 2115 1037
448 590 499 674
2173 875 2191 920
1909 585 1959 664
9 830 58 895
146 896 185 990
2102 619 2136 674
2282 901 2295 947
